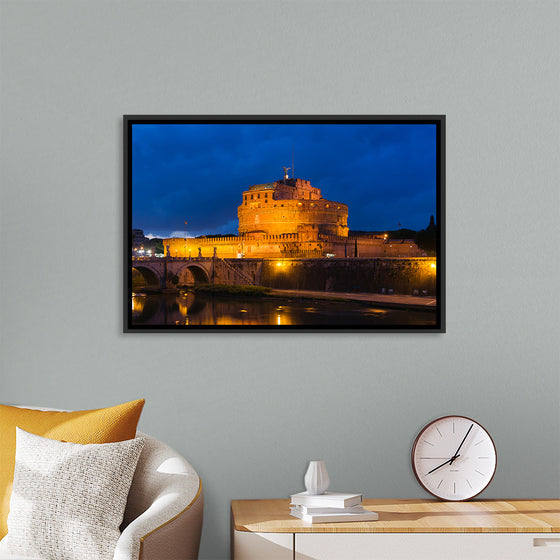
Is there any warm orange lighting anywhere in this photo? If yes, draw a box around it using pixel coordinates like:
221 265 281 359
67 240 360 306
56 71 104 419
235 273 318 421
131 296 145 314
430 263 436 269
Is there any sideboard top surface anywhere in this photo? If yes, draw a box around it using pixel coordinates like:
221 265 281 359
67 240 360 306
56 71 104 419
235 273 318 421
231 499 560 534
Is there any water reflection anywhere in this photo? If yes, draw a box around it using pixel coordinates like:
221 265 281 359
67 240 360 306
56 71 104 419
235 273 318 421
131 293 435 327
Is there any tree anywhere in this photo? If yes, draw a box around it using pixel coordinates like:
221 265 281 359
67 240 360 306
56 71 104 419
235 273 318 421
152 238 164 254
415 215 437 256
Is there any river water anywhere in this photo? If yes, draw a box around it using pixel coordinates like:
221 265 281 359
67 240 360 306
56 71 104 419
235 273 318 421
131 293 435 327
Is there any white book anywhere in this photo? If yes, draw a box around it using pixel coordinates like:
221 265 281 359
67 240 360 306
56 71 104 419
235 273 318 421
290 491 363 508
290 506 378 524
291 504 365 514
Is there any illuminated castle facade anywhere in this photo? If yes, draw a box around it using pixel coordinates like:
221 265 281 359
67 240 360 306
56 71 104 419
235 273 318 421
238 178 349 238
164 176 420 259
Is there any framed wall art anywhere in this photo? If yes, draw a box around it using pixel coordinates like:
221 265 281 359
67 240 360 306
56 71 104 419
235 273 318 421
124 115 445 332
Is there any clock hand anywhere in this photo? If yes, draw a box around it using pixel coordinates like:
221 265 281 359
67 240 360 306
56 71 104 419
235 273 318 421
426 455 460 475
449 423 473 464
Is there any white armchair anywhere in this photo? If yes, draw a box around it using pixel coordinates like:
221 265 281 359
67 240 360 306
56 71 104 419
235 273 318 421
117 432 203 560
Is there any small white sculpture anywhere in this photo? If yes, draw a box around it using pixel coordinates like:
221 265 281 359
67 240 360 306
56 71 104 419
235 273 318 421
304 460 330 495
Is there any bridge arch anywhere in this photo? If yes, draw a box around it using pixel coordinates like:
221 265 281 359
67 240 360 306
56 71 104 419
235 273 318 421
176 263 210 285
132 264 162 288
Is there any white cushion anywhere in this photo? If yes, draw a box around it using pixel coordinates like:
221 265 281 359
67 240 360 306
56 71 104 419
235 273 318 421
2 428 144 560
0 556 45 559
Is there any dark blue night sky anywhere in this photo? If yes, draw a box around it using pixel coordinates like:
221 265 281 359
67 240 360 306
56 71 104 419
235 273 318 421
131 122 437 238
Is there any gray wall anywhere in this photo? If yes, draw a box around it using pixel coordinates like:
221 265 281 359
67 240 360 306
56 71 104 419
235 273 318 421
1 1 558 558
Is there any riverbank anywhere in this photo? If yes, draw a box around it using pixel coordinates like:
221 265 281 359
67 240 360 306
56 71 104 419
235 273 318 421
267 288 437 311
187 284 271 297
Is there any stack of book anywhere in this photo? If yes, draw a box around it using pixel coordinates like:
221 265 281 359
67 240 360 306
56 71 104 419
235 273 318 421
289 491 378 523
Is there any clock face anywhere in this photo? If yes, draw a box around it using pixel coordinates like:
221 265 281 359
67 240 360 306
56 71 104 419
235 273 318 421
412 416 497 501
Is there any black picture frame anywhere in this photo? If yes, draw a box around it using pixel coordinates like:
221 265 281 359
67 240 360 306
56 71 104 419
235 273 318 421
124 115 445 332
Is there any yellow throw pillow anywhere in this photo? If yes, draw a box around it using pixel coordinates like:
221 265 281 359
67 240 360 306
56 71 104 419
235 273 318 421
0 399 145 538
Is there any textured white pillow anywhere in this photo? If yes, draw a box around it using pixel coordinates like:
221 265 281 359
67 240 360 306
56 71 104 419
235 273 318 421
3 428 144 560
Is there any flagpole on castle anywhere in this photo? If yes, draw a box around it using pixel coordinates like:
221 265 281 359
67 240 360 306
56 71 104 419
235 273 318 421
292 141 295 179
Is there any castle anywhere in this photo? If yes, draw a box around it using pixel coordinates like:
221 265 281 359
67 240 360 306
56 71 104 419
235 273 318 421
164 174 421 259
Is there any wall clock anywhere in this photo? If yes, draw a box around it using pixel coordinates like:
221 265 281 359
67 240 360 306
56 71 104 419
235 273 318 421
411 415 497 501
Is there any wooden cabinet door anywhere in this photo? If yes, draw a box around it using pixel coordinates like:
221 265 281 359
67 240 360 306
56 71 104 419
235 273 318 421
296 533 560 560
233 531 293 560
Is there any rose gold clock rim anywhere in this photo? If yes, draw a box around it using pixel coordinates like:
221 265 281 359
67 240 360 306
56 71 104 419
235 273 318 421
411 415 498 502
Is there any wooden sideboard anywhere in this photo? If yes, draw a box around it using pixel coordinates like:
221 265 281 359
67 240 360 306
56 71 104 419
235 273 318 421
231 498 560 559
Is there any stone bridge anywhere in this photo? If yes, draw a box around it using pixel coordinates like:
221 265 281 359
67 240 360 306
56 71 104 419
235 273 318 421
132 256 438 295
132 257 261 289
